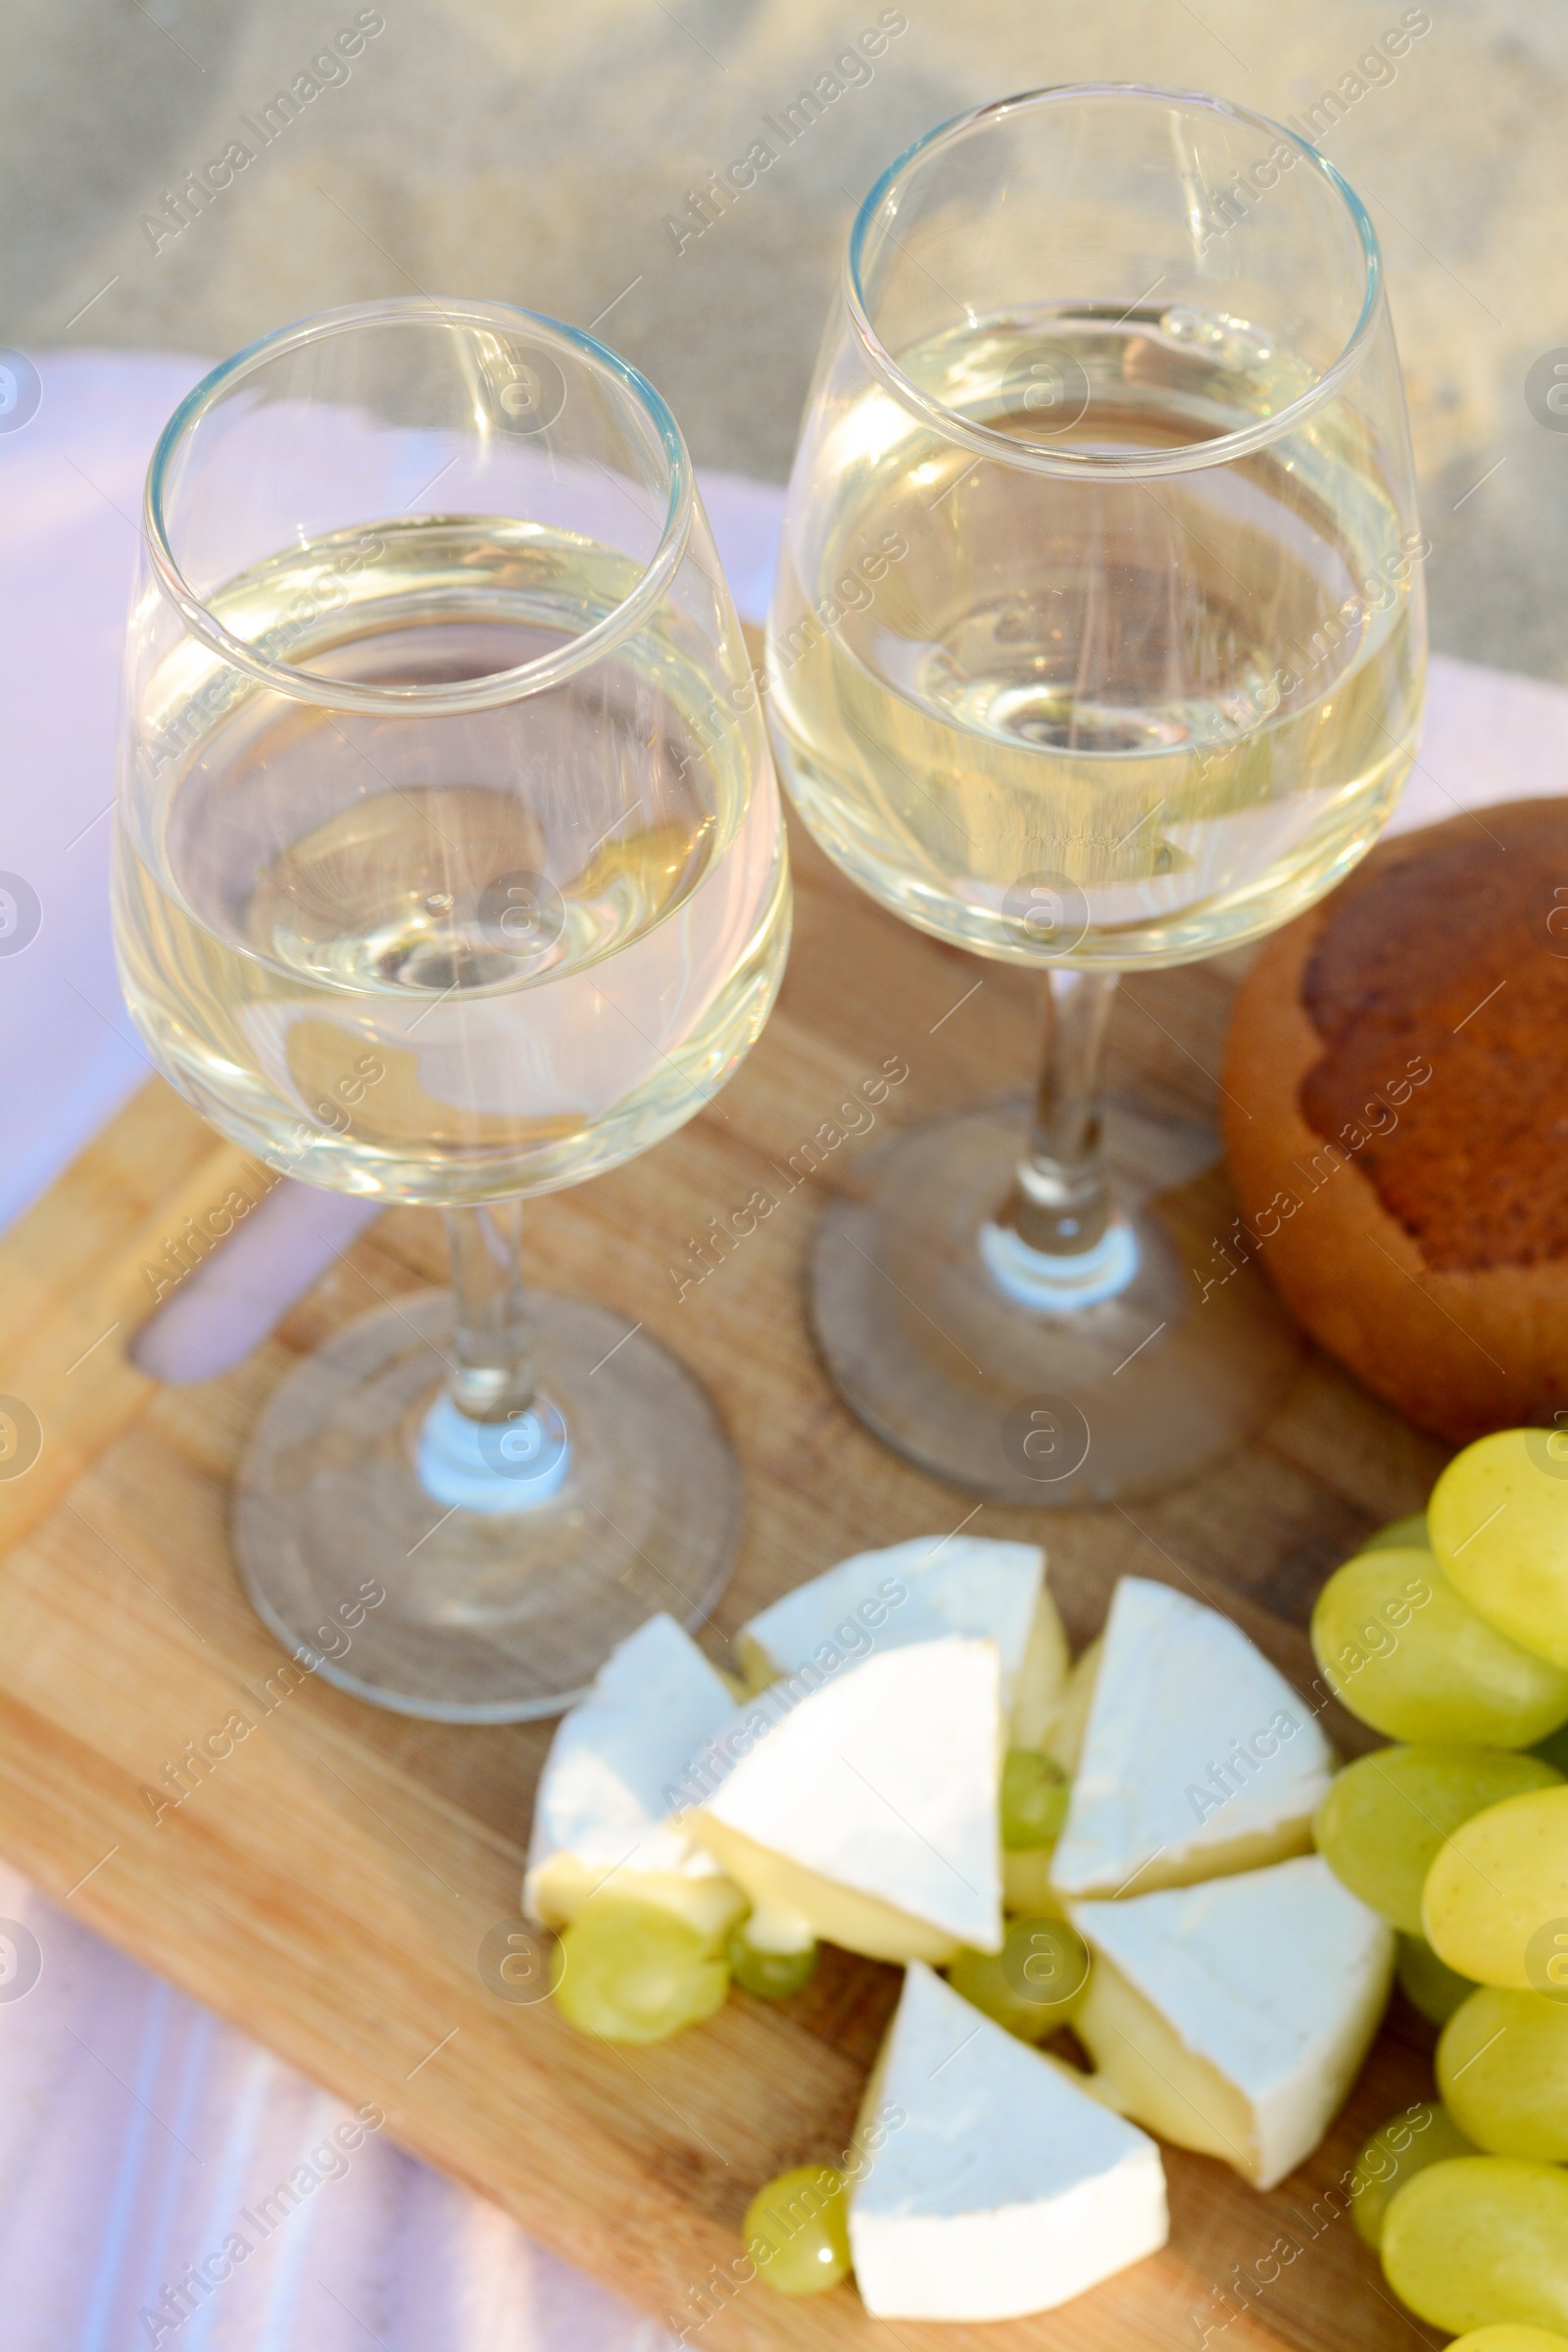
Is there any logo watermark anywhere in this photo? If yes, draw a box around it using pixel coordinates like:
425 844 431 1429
1001 1394 1092 1486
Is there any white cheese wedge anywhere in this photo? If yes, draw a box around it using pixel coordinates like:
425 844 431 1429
1071 1854 1395 2189
523 1613 745 1940
847 1960 1168 2321
738 1535 1066 1745
683 1637 1004 1963
1050 1579 1335 1898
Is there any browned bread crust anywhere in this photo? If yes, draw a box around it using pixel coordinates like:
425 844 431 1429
1223 799 1568 1444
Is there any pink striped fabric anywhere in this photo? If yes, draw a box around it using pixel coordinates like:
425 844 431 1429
0 1861 667 2350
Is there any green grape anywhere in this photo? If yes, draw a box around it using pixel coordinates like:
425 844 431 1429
1446 2330 1568 2352
1001 1749 1070 1849
1423 1787 1568 1988
1364 1510 1430 1552
1431 1430 1568 1673
1310 1546 1568 1745
1439 1987 1568 2161
1381 2157 1568 2333
1314 1745 1563 1933
745 2166 851 2295
727 1919 818 2000
1397 1933 1476 2025
1350 2100 1475 2248
549 1902 728 2042
947 1917 1090 2043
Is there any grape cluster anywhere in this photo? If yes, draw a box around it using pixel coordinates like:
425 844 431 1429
1313 1431 1568 2337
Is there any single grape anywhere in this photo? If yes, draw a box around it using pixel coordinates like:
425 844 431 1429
1397 1933 1476 2025
1310 1546 1568 1745
1381 2157 1568 2333
1439 1987 1568 2161
1431 1430 1568 1672
947 1917 1090 2043
727 1918 818 2000
1446 2330 1568 2352
1350 2100 1475 2248
745 2166 851 2295
549 1902 728 2042
1423 1787 1568 1988
1001 1749 1070 1849
1314 1745 1563 1934
1364 1510 1430 1552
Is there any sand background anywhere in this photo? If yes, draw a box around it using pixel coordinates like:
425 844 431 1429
2 0 1563 679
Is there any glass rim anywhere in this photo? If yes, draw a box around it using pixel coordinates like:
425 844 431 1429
142 295 695 715
844 83 1385 481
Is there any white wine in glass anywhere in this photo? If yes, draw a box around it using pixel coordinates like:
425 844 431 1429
119 518 782 1201
766 89 1426 1503
116 301 789 1719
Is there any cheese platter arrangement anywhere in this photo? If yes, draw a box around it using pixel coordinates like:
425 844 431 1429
524 1484 1568 2338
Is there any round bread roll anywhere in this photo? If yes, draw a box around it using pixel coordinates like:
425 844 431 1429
1223 799 1568 1445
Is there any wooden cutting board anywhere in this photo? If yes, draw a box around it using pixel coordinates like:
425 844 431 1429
0 805 1450 2352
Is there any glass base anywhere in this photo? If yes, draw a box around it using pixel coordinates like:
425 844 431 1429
810 1096 1303 1507
232 1290 742 1722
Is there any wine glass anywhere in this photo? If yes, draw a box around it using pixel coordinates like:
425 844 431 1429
765 86 1425 1505
115 298 790 1720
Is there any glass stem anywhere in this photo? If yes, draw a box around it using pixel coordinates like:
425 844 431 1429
1000 968 1118 1257
444 1202 536 1422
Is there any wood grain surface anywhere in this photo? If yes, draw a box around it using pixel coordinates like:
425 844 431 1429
0 806 1450 2352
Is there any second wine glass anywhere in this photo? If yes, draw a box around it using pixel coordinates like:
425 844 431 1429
765 86 1426 1505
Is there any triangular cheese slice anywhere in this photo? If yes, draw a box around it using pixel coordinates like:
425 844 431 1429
1050 1579 1335 1898
1071 1855 1394 2189
684 1638 1004 1962
739 1536 1067 1744
847 1961 1167 2321
523 1614 744 1940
